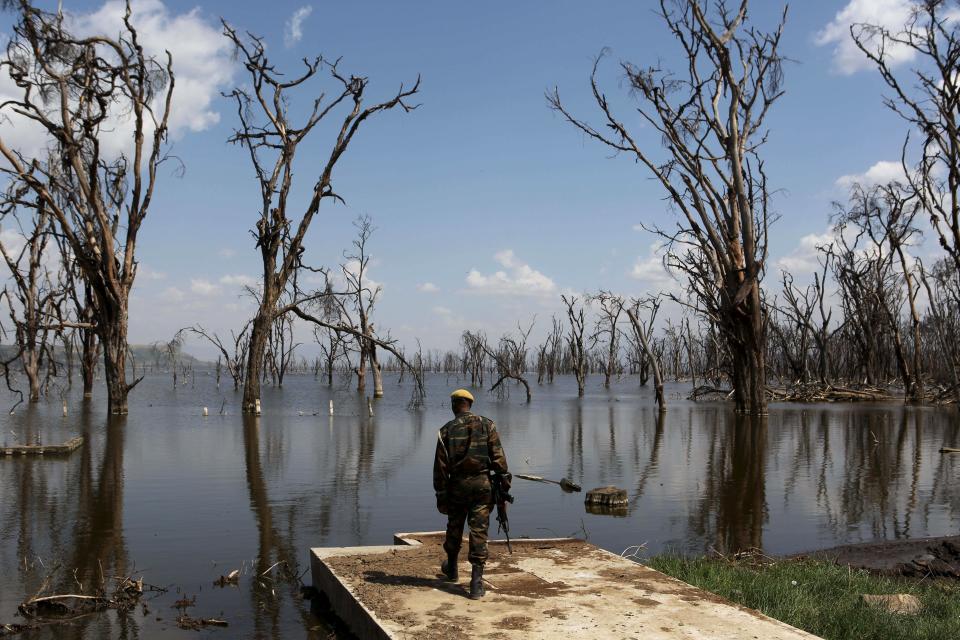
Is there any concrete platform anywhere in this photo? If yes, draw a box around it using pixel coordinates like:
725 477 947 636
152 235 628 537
310 531 821 639
1 436 83 457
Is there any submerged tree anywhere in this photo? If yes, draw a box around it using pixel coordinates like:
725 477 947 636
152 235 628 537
0 1 175 413
223 23 419 413
0 191 60 402
550 0 786 413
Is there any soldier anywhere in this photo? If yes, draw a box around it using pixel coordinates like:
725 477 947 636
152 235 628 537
433 388 510 599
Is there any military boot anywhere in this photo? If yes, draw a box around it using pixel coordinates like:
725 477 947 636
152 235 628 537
469 563 485 599
440 553 458 581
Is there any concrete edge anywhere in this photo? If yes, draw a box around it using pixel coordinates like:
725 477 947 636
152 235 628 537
591 546 821 638
394 530 578 547
311 548 401 640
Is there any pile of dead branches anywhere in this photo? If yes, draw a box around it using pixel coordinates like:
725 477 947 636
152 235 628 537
2 569 167 636
766 383 895 403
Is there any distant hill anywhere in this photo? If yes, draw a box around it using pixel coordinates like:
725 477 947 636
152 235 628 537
0 343 211 369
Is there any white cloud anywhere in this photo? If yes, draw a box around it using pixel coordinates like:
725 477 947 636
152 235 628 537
776 229 837 274
284 5 313 48
71 0 236 137
836 160 905 189
465 250 556 296
0 0 236 161
138 265 167 281
219 274 257 288
630 241 678 288
815 0 917 75
417 282 440 293
190 278 220 295
218 248 237 259
160 286 185 302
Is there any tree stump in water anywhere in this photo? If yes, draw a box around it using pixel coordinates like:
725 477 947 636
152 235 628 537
584 486 628 508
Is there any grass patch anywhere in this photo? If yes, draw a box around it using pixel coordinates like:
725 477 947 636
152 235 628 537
648 554 960 640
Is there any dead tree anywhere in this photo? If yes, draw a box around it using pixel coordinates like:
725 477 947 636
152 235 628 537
267 293 299 388
470 324 533 403
223 23 419 413
770 271 815 384
589 292 623 388
919 257 960 402
339 216 383 397
314 325 348 386
178 324 250 390
461 331 487 387
550 0 785 413
626 297 667 412
561 295 589 397
837 182 925 401
852 1 960 276
534 315 563 384
0 1 175 413
0 195 60 401
56 236 99 397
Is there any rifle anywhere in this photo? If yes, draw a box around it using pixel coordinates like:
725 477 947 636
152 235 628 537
490 472 514 553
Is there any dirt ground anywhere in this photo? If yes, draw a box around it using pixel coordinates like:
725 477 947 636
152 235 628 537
793 536 960 578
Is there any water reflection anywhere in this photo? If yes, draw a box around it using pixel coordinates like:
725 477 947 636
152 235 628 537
0 376 958 639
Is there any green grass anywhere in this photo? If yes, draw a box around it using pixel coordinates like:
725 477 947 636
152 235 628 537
648 555 960 640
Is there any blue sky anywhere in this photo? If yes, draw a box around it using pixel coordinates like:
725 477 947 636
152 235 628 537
0 1 925 355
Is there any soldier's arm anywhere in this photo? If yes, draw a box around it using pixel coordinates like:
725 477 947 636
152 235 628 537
487 422 509 486
433 429 449 493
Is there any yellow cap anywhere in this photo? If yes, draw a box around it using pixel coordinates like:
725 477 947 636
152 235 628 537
450 389 474 402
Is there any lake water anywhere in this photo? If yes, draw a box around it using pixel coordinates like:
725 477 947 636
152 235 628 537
1 372 958 638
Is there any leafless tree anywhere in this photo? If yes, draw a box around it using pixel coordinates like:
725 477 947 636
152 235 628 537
0 194 61 401
266 292 299 388
0 1 175 413
178 323 250 390
550 0 785 414
561 294 589 397
461 330 487 387
468 323 533 403
222 22 419 412
339 216 383 397
314 325 348 387
852 1 960 275
626 297 667 412
534 315 563 385
589 292 623 388
836 182 925 401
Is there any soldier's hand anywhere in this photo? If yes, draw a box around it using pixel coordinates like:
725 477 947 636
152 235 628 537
436 491 448 515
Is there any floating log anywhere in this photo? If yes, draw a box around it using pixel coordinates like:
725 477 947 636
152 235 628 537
1 436 83 457
939 447 960 454
584 486 628 507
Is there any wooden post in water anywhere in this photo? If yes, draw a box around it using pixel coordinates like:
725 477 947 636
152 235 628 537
329 400 334 416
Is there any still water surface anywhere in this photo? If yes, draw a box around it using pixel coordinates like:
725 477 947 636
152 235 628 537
1 373 958 638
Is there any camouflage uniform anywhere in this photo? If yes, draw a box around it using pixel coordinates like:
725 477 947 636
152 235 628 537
433 411 509 566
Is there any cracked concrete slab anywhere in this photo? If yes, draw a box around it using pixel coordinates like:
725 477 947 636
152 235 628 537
310 531 821 640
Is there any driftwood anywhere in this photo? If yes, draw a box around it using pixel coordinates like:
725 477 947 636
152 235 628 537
514 474 581 492
213 569 240 587
940 448 960 454
177 615 228 630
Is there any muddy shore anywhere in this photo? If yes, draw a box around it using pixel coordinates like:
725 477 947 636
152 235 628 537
792 536 960 578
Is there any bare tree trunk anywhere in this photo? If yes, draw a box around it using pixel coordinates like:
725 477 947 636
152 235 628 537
627 306 666 413
101 307 131 415
370 343 384 398
243 311 272 413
